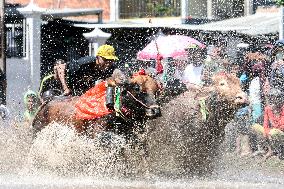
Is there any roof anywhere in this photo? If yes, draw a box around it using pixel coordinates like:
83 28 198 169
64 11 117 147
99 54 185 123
17 2 103 23
41 8 103 21
71 12 279 36
195 12 279 35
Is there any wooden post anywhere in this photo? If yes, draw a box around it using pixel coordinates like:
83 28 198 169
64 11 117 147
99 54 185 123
0 0 6 105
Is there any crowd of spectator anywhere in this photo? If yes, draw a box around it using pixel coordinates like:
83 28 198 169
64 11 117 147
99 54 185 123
202 39 284 162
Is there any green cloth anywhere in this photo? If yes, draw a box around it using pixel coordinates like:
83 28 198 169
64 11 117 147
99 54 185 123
114 87 121 112
23 109 37 122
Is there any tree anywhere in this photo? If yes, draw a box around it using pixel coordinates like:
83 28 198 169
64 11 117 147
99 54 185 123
276 0 284 6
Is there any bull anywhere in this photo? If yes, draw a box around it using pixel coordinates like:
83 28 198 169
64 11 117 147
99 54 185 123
145 72 248 177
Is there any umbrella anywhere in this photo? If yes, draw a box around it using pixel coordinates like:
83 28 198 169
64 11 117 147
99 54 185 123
137 35 206 60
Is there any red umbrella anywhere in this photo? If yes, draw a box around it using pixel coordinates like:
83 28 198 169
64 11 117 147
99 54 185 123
137 35 206 61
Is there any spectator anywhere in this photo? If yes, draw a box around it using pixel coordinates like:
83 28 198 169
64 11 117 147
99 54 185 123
234 106 252 156
203 44 229 85
265 41 284 94
23 90 40 124
233 43 249 75
228 43 267 155
246 75 263 155
252 88 284 160
182 43 207 90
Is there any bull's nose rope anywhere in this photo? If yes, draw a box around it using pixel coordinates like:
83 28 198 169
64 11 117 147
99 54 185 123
113 86 156 121
126 91 152 109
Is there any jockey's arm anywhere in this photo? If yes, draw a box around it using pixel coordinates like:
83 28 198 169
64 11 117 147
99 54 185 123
54 63 71 96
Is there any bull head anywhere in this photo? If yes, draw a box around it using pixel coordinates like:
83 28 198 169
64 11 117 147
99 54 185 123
107 69 161 119
211 73 248 107
196 72 248 110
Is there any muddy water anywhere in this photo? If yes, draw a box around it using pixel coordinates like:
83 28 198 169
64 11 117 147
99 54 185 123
0 122 283 189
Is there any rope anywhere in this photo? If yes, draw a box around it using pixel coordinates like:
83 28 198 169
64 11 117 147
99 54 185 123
126 91 152 109
38 74 54 96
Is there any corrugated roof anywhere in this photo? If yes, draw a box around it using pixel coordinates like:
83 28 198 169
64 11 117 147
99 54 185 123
196 12 279 35
71 12 280 36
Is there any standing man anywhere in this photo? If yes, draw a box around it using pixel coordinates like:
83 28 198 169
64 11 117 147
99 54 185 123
182 44 207 90
265 40 284 94
54 44 118 96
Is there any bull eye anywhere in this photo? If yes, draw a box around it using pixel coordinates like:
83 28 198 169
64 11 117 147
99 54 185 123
219 80 227 86
133 84 141 92
121 88 127 95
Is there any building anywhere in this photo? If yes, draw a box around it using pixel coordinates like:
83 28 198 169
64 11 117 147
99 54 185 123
7 0 277 23
6 0 112 21
182 0 277 23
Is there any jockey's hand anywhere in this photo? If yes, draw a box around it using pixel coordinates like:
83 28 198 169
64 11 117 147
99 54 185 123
54 63 66 80
63 88 71 96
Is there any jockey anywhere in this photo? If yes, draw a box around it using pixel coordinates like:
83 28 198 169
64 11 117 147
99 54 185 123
38 59 65 102
54 44 118 96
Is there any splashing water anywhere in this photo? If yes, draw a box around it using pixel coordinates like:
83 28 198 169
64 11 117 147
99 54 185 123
0 121 283 189
24 122 150 178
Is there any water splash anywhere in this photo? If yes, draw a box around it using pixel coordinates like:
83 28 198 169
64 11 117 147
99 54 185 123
0 121 283 189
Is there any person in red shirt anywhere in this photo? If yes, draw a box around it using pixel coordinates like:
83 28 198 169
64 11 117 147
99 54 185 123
252 88 284 160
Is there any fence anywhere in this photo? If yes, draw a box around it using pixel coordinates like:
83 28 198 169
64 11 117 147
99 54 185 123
119 0 181 19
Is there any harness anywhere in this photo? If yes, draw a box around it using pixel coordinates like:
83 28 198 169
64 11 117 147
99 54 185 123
199 98 208 121
113 87 128 120
113 86 152 122
194 91 218 122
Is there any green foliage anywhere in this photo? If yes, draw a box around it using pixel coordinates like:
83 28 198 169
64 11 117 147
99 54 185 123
147 2 174 17
276 0 284 6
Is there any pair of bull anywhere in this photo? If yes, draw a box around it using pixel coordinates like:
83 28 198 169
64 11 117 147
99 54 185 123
32 70 248 176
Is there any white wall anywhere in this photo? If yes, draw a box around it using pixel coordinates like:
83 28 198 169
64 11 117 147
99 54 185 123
6 58 31 119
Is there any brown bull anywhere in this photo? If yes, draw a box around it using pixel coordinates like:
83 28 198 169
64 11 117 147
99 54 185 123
32 72 161 140
145 72 248 177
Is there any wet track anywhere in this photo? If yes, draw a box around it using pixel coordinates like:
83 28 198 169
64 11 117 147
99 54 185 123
0 122 283 189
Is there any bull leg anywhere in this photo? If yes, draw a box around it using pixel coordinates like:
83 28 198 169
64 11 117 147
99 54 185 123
31 104 50 138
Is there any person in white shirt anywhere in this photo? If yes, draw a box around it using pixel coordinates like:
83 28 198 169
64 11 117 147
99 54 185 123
182 44 207 90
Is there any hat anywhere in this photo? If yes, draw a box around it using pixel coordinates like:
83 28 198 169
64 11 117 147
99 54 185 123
237 43 249 49
96 44 118 60
186 43 200 50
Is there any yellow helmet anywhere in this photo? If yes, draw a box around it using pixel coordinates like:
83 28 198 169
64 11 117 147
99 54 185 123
96 44 118 60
